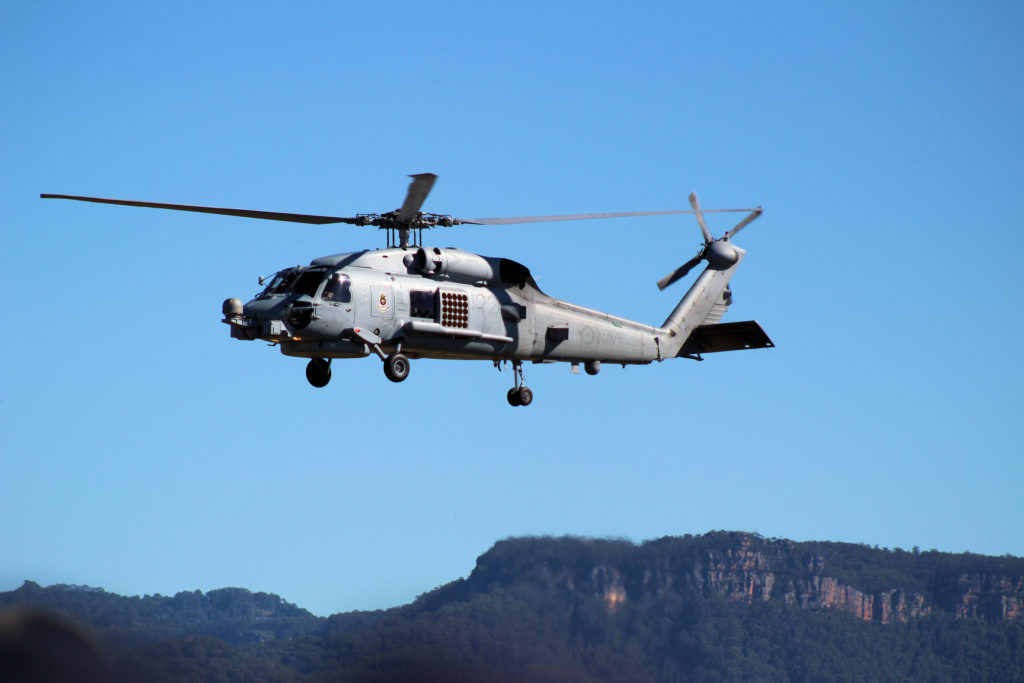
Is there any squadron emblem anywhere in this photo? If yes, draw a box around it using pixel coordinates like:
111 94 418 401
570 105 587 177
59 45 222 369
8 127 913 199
377 292 390 312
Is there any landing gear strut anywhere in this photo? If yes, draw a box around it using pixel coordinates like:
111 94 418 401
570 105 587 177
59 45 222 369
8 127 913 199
506 360 533 407
306 358 331 388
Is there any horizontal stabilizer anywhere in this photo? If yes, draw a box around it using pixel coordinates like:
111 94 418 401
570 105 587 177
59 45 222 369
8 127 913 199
679 321 774 356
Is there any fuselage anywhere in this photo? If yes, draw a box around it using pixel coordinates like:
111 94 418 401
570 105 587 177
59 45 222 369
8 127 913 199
222 247 667 365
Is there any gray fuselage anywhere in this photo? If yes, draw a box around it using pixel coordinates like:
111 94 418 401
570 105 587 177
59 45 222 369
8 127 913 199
223 247 715 365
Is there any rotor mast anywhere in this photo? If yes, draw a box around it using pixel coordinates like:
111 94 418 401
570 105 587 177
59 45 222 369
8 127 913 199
357 173 460 248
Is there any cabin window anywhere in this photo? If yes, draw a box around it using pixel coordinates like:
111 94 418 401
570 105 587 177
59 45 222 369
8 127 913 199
322 273 352 303
410 290 436 319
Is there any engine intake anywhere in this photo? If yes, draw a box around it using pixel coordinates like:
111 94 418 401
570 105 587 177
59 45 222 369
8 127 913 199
405 247 496 282
403 247 532 287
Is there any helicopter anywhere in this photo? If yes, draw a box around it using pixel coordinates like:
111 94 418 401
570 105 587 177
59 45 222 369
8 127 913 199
42 173 773 406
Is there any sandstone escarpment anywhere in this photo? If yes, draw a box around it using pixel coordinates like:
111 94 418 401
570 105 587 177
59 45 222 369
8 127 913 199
470 532 1024 625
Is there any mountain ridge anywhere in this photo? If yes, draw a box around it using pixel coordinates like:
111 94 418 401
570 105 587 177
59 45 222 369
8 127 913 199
442 532 1024 623
3 531 1023 681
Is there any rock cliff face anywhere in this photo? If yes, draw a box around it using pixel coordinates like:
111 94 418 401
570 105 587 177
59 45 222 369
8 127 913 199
468 532 1024 625
951 573 1024 620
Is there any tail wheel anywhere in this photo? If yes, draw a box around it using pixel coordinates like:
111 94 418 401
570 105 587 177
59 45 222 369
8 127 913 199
517 386 533 406
306 358 331 388
384 353 410 383
507 388 522 407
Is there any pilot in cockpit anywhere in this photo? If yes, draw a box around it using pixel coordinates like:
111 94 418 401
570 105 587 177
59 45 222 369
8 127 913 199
322 272 351 303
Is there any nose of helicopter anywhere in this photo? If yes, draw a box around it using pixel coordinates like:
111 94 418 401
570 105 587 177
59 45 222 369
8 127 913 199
221 296 278 319
222 296 287 340
238 296 282 321
222 297 257 339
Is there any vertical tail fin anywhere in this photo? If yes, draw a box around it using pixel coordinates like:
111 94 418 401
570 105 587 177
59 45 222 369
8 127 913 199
658 251 744 356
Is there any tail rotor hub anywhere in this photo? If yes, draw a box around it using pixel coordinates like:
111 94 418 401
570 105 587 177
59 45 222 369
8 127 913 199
706 239 739 268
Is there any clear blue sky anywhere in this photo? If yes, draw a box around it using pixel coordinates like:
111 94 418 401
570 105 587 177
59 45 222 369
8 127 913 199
2 2 1022 617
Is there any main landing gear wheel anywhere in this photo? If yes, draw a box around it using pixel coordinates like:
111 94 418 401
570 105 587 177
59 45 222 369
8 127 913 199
507 385 533 407
384 353 410 383
306 358 331 388
505 360 533 407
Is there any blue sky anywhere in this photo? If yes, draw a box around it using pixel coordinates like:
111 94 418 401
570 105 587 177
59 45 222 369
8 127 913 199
2 2 1022 616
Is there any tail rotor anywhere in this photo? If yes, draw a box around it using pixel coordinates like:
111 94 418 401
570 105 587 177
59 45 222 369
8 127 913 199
656 193 762 291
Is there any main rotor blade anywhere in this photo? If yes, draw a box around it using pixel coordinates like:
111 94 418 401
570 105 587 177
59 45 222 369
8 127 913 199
40 194 359 225
688 192 713 243
395 173 437 223
725 207 763 239
656 254 704 290
463 208 753 226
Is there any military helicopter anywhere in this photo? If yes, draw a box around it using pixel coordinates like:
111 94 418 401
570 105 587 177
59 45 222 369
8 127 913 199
42 174 773 406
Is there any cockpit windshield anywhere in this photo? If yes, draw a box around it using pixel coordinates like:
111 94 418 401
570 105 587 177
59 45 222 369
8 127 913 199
257 268 299 298
256 267 330 299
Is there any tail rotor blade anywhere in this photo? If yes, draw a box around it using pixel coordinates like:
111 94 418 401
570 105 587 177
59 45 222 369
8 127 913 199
396 173 437 223
689 192 713 244
657 254 703 290
725 207 763 240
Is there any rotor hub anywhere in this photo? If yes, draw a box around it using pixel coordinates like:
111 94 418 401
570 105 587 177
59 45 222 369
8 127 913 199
706 240 739 268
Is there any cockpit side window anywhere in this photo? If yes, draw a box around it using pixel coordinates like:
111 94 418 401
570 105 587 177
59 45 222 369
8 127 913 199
322 272 352 303
291 270 325 298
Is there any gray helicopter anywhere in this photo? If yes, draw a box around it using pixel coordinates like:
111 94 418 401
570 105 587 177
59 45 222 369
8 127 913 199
42 174 772 406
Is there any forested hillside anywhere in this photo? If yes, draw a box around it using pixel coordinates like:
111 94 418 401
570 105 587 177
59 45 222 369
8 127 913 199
3 532 1022 681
